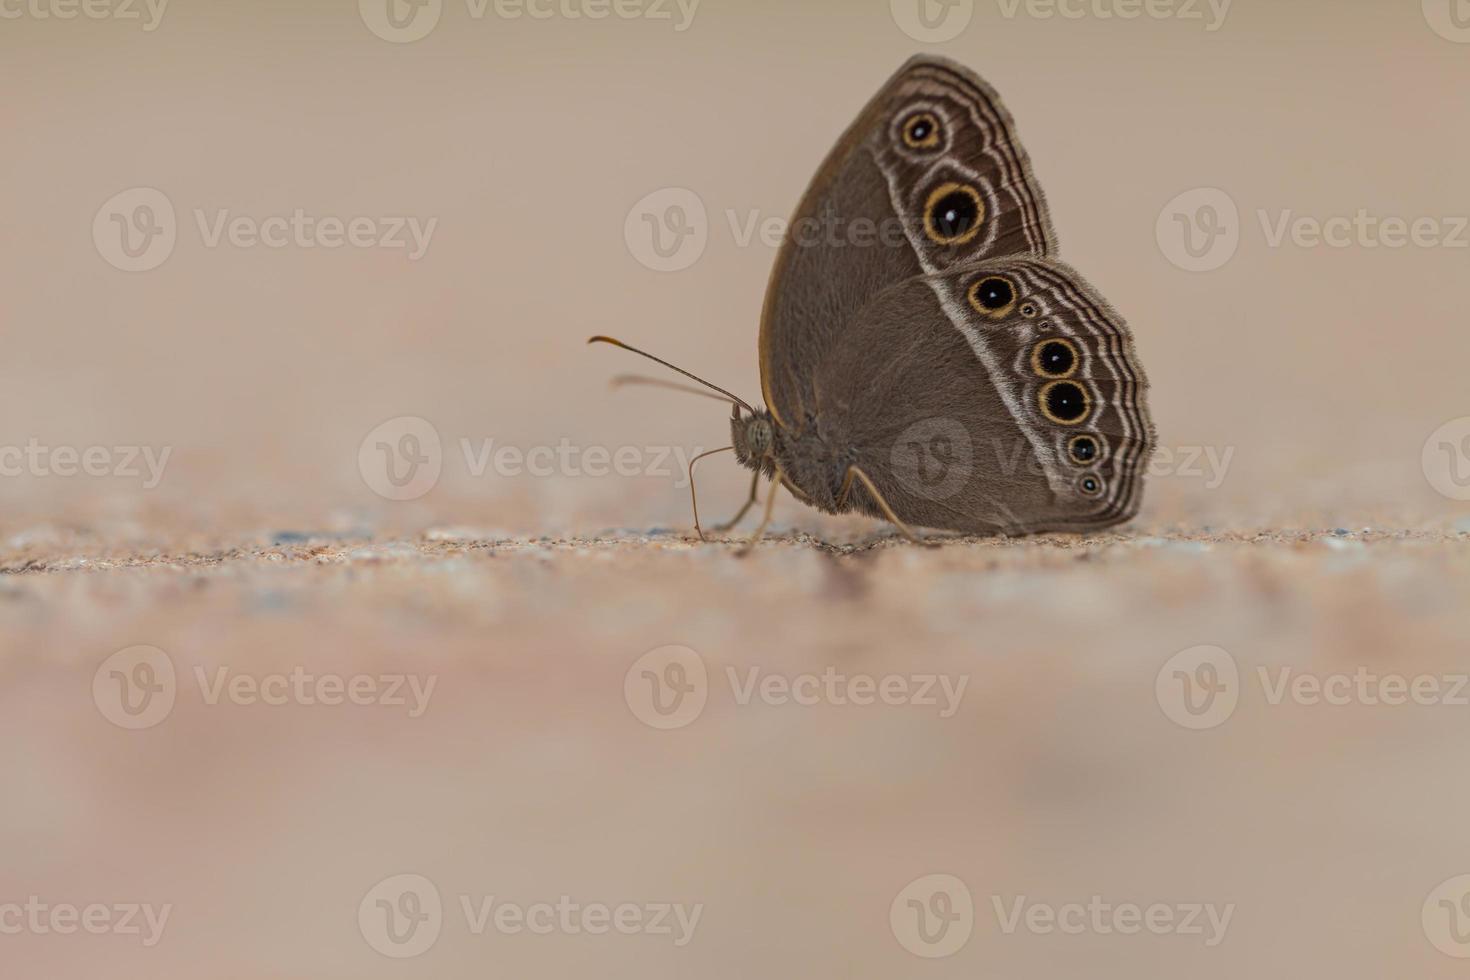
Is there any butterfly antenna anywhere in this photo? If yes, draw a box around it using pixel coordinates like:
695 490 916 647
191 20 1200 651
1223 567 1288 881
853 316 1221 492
610 374 736 405
588 335 756 415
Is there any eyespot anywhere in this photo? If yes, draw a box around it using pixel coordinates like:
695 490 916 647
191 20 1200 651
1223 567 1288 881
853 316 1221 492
923 183 985 246
1031 339 1078 379
1078 475 1104 497
1019 302 1039 318
1039 380 1091 425
900 110 942 150
967 276 1016 317
1067 434 1104 466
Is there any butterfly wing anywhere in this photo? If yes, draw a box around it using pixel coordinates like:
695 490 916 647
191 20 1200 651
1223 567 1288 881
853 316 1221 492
809 255 1154 534
758 54 1058 430
758 55 1152 534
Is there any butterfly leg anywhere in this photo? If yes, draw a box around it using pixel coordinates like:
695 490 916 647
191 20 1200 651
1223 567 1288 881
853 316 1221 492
842 465 936 548
687 446 734 542
737 466 789 555
834 468 857 510
713 469 760 532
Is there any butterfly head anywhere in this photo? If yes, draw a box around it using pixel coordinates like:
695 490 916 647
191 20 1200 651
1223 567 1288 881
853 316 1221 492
731 409 777 470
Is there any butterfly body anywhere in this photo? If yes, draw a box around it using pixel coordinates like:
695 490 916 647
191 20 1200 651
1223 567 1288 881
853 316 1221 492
600 55 1154 542
731 409 856 517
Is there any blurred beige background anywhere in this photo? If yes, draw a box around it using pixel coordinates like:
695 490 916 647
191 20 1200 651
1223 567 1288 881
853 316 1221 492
1 0 1467 530
3 1 1470 978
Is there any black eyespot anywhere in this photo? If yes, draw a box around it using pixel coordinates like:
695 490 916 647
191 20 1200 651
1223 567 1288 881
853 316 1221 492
900 111 942 150
968 276 1014 314
1079 475 1103 497
1040 380 1091 425
1020 302 1039 318
1067 434 1102 465
1031 339 1077 379
923 183 984 246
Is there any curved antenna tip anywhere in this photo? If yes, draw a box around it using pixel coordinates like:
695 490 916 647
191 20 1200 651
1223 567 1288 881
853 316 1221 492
584 335 756 414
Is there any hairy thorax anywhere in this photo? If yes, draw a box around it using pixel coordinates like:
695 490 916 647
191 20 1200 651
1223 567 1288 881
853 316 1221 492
730 410 853 515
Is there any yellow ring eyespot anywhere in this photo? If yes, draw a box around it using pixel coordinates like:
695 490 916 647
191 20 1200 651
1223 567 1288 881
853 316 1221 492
1067 433 1104 466
923 182 985 246
1031 338 1079 379
967 276 1017 318
1078 474 1105 497
1020 302 1040 318
900 111 943 150
1038 379 1092 425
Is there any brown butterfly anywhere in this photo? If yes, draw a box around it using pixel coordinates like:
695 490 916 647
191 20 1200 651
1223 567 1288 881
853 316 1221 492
593 54 1154 546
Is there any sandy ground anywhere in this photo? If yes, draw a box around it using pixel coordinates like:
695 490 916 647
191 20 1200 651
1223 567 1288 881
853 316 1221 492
3 487 1470 979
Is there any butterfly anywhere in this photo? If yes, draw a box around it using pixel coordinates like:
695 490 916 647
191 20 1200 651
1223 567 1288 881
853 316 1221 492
593 54 1154 546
